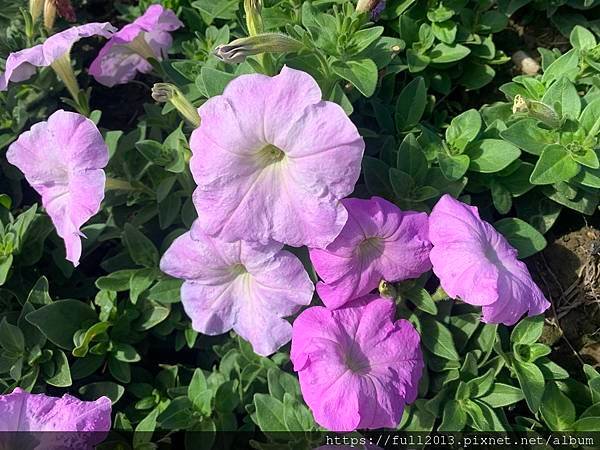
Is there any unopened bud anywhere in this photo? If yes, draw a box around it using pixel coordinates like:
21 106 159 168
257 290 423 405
30 0 44 21
378 280 397 299
152 83 200 128
214 33 304 64
44 0 57 31
244 0 263 36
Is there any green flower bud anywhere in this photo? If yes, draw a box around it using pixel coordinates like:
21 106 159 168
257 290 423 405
214 33 304 64
152 83 200 128
378 279 397 299
244 0 263 36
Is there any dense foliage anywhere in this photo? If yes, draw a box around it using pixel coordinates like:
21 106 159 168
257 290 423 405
0 0 599 448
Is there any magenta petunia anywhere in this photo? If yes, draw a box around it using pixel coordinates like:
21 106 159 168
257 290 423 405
429 194 550 325
6 110 109 266
0 23 116 90
290 295 423 431
160 222 314 356
89 5 183 87
309 197 432 309
0 388 111 448
189 66 365 249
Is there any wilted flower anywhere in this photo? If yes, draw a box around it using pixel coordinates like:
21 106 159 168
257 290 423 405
429 194 550 325
309 197 431 309
0 22 115 96
160 223 314 356
44 0 76 31
0 388 111 448
6 110 109 266
214 33 304 64
89 5 183 87
291 295 423 431
190 66 365 248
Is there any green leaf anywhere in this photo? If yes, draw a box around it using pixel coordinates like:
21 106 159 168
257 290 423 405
27 276 52 305
530 144 580 185
419 315 459 360
467 139 521 173
123 224 158 268
395 77 427 131
573 416 600 431
438 152 470 181
407 288 437 315
480 383 525 407
0 318 24 354
267 368 301 401
130 268 155 304
108 356 131 384
541 77 580 119
134 408 159 446
438 399 466 431
584 364 600 404
389 168 415 198
579 98 600 136
542 49 579 85
541 382 576 431
113 343 141 363
490 180 512 215
494 218 547 258
147 279 182 303
570 25 596 50
45 350 72 387
513 360 545 413
397 134 428 183
253 393 289 433
26 300 97 350
446 109 481 152
79 381 124 403
461 63 495 91
510 315 544 344
571 147 600 169
191 0 238 24
72 321 111 357
331 58 378 97
363 157 394 198
199 67 236 97
429 43 470 63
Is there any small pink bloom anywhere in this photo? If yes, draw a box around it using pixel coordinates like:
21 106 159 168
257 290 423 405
160 222 314 356
0 388 111 448
429 194 550 325
190 66 365 248
0 23 115 90
6 110 109 266
310 197 431 309
89 5 183 87
291 295 423 431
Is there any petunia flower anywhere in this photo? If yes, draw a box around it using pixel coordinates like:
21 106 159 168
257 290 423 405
89 5 183 87
0 22 116 97
0 388 111 449
429 194 550 325
291 295 423 431
309 197 432 309
6 109 109 266
189 66 365 249
160 222 314 356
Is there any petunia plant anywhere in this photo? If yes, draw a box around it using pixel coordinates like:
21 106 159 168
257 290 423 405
0 0 599 448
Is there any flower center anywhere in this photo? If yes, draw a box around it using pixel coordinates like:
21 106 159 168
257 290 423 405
256 144 285 166
230 263 247 276
344 351 370 375
358 236 384 258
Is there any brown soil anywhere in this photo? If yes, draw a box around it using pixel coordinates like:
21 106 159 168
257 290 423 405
532 226 600 368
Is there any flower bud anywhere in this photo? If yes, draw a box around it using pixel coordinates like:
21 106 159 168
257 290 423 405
30 0 44 21
152 83 200 128
378 279 397 299
214 33 304 64
44 0 57 31
244 0 263 36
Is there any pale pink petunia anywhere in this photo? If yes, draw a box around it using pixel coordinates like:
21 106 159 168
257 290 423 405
0 23 116 90
6 110 109 266
429 194 550 325
0 388 111 449
291 295 423 431
160 222 314 356
89 5 183 87
309 197 432 309
189 66 365 249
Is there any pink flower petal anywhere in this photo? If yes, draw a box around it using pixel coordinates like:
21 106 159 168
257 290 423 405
190 66 364 248
429 194 550 325
291 295 423 431
310 197 432 308
6 110 108 266
160 224 314 356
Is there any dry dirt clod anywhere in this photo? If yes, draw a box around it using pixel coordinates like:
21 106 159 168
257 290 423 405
512 51 540 75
